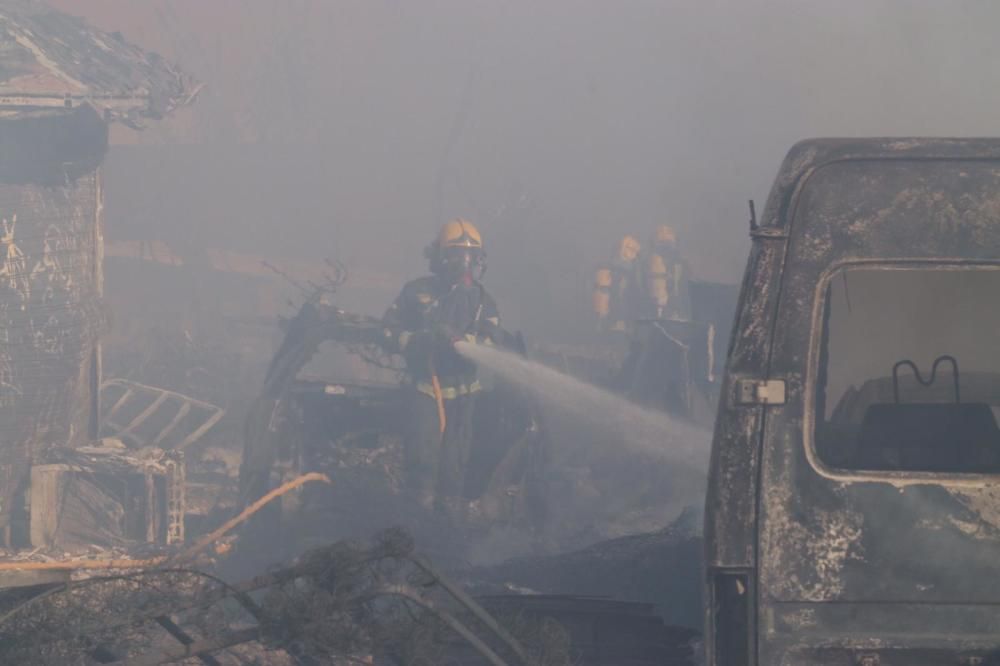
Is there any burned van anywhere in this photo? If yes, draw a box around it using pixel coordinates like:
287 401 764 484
705 139 1000 664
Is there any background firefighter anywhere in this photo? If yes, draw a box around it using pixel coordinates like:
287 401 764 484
593 226 691 330
644 224 691 322
381 218 502 518
593 234 644 332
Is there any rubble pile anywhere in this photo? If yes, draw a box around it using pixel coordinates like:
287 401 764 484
471 507 705 630
0 529 577 666
0 3 715 665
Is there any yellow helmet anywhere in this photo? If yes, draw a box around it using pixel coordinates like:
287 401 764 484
428 218 486 280
437 218 483 250
654 224 677 246
617 235 641 263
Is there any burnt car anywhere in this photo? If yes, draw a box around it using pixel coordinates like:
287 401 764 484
239 301 547 530
705 139 1000 664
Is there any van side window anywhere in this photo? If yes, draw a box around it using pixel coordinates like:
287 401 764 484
815 266 1000 474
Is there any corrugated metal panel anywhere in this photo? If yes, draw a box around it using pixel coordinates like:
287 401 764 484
0 173 101 530
0 1 198 126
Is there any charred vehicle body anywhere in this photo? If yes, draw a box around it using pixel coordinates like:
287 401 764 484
239 300 547 529
706 138 1000 664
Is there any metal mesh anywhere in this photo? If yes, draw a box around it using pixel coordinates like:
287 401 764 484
0 174 102 530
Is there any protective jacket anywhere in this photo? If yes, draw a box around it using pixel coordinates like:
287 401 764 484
645 245 691 321
382 275 501 398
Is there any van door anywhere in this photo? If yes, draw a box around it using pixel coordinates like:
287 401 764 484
757 158 1000 664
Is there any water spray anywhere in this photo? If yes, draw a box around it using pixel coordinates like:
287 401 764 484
454 341 711 468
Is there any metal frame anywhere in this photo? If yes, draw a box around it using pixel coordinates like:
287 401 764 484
100 379 224 451
20 553 533 665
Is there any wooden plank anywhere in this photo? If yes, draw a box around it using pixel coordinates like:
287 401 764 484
118 392 169 435
104 387 134 422
28 465 69 548
0 568 69 589
151 401 190 447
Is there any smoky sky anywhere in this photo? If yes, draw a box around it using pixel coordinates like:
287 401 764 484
55 0 1000 336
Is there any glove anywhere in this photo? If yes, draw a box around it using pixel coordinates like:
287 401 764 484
432 327 462 357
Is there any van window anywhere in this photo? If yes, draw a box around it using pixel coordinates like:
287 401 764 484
815 266 1000 474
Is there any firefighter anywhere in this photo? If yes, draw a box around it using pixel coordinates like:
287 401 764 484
381 218 502 518
644 224 691 321
593 234 644 332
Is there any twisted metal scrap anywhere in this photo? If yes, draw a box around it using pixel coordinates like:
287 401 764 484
0 529 569 666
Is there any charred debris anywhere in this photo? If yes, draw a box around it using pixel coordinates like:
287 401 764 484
0 3 714 665
0 0 199 555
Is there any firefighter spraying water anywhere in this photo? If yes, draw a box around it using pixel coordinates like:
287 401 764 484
381 218 506 519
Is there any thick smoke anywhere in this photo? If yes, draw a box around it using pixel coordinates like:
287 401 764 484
53 0 1000 339
45 0 1000 560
